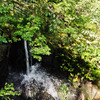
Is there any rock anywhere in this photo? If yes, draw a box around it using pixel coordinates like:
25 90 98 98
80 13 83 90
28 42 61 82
78 81 100 100
20 79 55 100
36 90 55 100
58 82 77 100
57 81 100 100
58 89 67 100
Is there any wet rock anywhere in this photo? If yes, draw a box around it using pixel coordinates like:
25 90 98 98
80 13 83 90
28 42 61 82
20 79 55 100
36 90 54 100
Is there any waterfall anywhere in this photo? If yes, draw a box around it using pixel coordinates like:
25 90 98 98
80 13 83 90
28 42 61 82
23 40 59 99
7 63 61 100
6 40 60 100
24 40 30 75
22 63 59 99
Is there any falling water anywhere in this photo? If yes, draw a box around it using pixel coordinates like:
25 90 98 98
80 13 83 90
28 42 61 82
23 40 59 99
24 40 30 75
22 63 59 99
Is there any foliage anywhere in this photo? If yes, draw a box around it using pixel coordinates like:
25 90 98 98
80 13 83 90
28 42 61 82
58 48 99 81
0 83 20 100
52 0 100 81
0 0 100 80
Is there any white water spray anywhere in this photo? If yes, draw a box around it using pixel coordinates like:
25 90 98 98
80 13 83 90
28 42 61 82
24 40 30 75
22 63 59 99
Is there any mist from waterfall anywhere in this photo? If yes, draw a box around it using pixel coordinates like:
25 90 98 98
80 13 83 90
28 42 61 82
21 63 59 99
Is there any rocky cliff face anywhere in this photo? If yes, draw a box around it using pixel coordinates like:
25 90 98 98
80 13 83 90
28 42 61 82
0 44 8 88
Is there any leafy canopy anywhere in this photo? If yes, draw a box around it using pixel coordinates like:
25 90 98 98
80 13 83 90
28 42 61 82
0 0 100 80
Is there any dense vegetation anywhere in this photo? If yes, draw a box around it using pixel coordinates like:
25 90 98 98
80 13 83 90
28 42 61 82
0 1 100 98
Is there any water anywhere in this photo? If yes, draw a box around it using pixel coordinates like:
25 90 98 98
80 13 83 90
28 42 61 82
7 63 60 100
23 40 60 99
24 40 30 75
22 63 59 99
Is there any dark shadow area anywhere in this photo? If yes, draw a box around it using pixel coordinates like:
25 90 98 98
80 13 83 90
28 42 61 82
0 44 8 88
41 48 97 81
8 40 26 73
